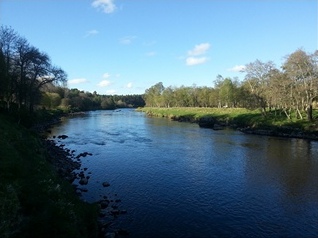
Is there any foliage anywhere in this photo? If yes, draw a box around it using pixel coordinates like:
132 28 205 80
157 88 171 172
0 25 145 115
143 49 318 122
0 26 67 112
0 114 99 238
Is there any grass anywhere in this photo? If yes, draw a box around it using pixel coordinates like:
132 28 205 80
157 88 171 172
137 107 318 133
0 113 99 238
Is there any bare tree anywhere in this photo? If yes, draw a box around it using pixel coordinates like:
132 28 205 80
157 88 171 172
0 26 67 112
243 60 277 115
283 49 318 121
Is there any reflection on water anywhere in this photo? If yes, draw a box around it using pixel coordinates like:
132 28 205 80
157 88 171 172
51 109 318 238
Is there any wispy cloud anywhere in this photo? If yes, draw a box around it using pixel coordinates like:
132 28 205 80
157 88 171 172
186 57 208 66
126 82 133 88
97 80 111 87
119 36 136 45
188 43 210 56
228 65 246 72
92 0 116 14
68 78 88 85
186 43 210 66
102 73 110 79
84 29 99 38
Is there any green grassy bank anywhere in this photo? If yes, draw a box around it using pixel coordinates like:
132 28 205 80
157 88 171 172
0 114 99 238
138 107 318 139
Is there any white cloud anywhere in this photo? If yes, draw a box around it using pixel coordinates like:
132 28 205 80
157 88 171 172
106 89 116 94
68 78 88 85
186 57 208 66
102 73 110 79
97 80 111 87
92 0 116 14
185 43 210 66
119 36 136 45
188 43 210 56
84 29 99 38
126 82 133 88
228 65 246 72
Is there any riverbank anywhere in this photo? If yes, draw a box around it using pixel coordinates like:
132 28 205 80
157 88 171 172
0 113 100 237
137 107 318 140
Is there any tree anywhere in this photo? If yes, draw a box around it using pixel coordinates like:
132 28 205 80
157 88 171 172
283 49 318 121
101 97 116 109
243 60 277 115
144 82 165 107
162 86 175 107
0 26 67 112
0 26 18 109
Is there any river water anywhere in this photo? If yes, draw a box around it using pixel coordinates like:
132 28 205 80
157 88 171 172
50 109 318 238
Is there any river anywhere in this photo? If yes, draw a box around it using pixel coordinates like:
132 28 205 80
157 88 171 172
50 109 318 238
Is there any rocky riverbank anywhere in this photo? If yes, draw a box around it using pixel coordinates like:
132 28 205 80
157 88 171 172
44 129 129 237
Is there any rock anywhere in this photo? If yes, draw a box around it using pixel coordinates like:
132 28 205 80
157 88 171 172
120 210 127 214
102 182 110 187
213 123 225 130
198 116 215 128
105 232 116 238
79 177 88 185
100 200 109 209
117 229 129 236
99 212 106 218
57 134 68 139
111 210 120 215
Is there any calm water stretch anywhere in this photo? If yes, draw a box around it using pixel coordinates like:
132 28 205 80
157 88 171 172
50 109 318 238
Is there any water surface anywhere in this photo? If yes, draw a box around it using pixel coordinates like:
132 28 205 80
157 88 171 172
51 109 318 237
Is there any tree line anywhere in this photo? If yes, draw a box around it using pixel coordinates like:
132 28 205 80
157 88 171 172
144 49 318 121
41 87 145 111
0 25 145 115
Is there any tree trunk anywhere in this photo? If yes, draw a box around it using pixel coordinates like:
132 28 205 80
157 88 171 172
306 104 313 121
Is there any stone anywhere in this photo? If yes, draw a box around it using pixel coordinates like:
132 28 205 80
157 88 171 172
102 182 110 187
79 177 88 185
57 134 68 139
111 210 120 215
120 210 127 214
100 200 109 209
198 116 215 128
105 232 116 238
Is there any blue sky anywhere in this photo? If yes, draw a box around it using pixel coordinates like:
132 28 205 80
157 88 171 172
1 0 317 95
